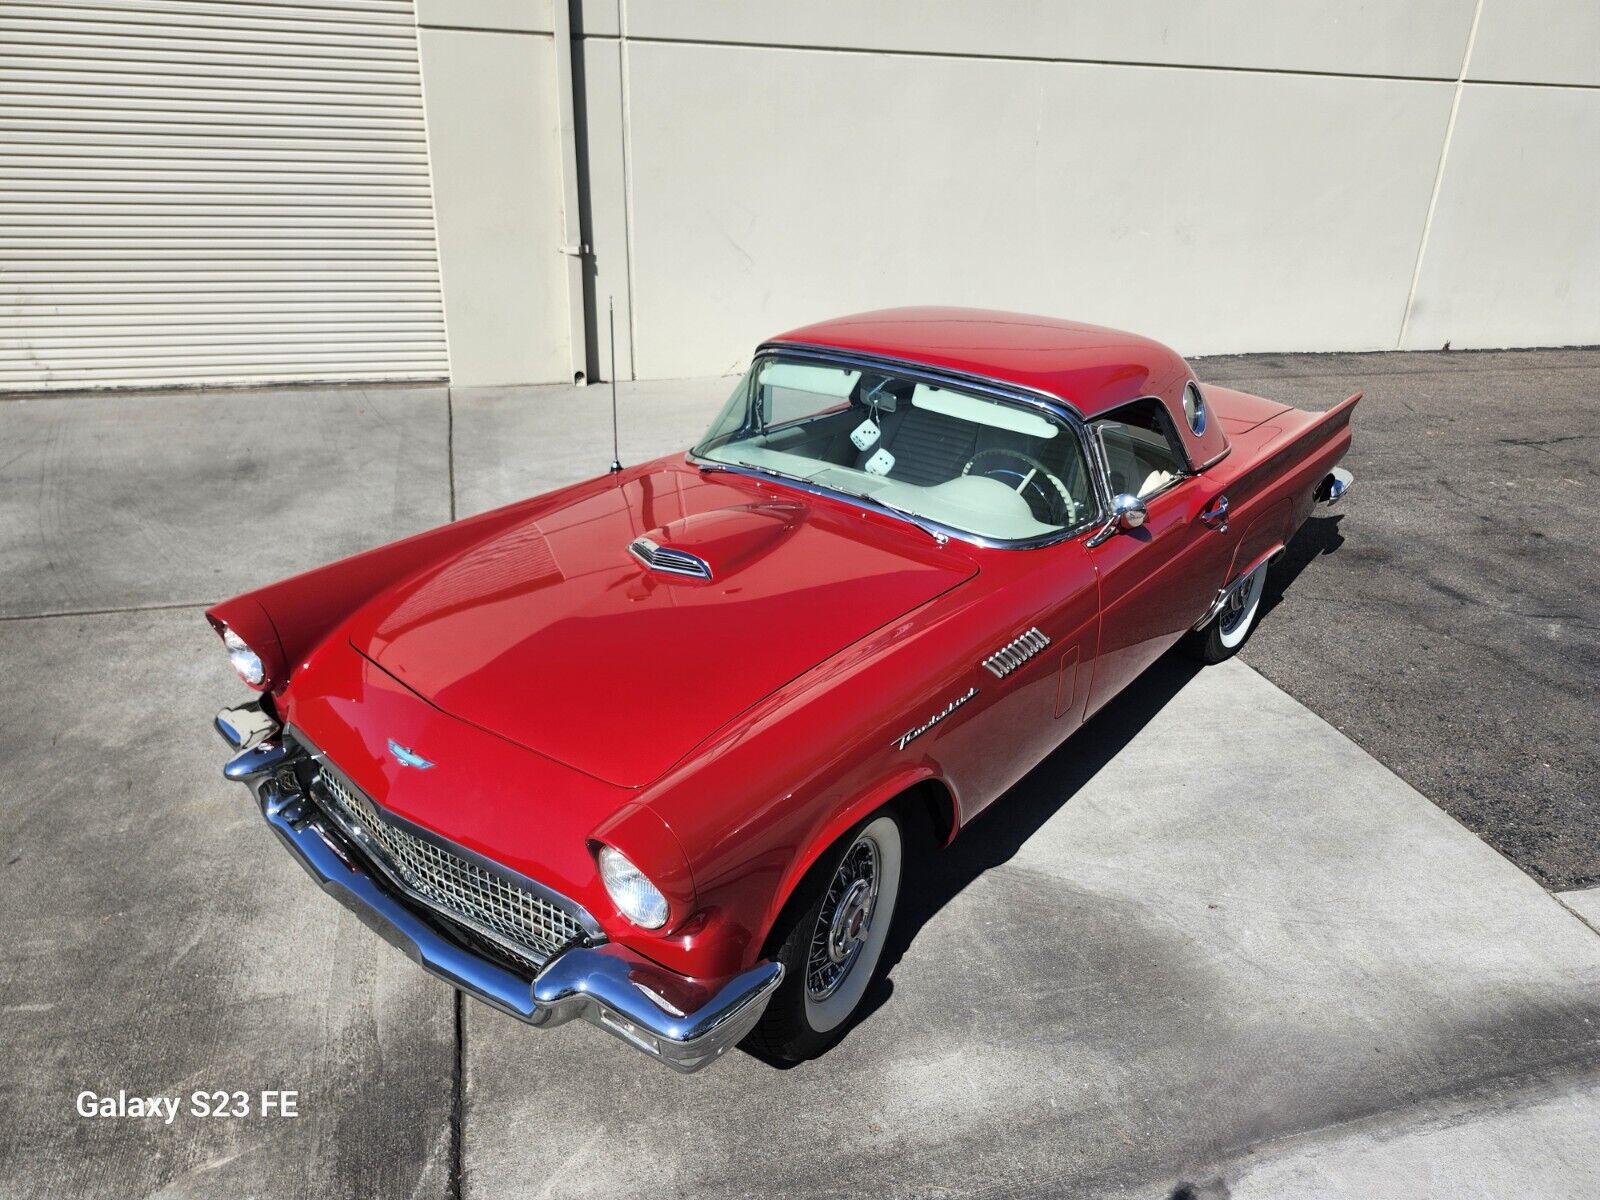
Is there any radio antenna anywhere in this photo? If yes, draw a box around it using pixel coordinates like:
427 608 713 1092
607 296 622 474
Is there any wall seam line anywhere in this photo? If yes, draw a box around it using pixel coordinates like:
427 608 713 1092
1397 0 1485 351
417 24 553 38
411 0 453 384
566 32 1600 90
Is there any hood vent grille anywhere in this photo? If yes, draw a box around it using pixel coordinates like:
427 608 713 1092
628 536 713 581
982 627 1051 678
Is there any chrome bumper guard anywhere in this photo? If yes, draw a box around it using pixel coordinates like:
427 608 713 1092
1315 466 1354 506
216 704 782 1073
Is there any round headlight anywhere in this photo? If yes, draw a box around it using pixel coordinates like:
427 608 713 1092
222 627 265 687
597 845 669 929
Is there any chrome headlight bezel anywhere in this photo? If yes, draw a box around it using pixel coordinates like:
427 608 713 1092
222 626 266 688
597 844 670 930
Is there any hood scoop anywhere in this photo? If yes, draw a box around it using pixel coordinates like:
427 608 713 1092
628 536 713 580
627 502 805 583
347 463 978 787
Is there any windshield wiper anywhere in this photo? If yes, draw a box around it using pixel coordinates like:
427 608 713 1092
696 457 949 546
846 492 950 546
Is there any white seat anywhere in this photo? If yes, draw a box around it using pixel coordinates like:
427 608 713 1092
1138 469 1174 497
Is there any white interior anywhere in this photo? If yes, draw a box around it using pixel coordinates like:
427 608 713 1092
722 444 1058 540
911 384 1059 438
1097 421 1185 499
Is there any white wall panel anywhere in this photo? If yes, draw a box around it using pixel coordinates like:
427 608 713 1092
416 27 569 386
617 43 1453 379
416 0 552 34
0 0 448 390
1401 85 1600 350
1468 0 1600 87
619 0 1478 80
576 36 636 378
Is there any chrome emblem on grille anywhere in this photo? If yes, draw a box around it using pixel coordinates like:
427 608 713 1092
388 740 434 770
893 687 978 751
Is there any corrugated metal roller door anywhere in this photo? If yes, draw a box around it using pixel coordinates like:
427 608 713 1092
0 0 448 391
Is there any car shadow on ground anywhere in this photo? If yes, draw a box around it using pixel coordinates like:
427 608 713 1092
1256 513 1344 626
839 513 1349 1045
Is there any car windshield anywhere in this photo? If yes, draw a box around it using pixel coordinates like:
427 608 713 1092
692 356 1097 542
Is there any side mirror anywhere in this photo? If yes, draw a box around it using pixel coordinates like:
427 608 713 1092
1111 493 1147 530
1087 493 1148 547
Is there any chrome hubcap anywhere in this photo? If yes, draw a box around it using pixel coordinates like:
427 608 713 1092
1220 573 1255 634
807 836 880 1001
828 879 872 962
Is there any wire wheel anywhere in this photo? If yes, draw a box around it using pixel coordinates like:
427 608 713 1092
806 832 881 1001
1219 582 1252 634
1217 561 1268 649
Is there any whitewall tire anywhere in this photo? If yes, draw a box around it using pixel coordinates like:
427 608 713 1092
746 809 906 1062
1192 560 1268 663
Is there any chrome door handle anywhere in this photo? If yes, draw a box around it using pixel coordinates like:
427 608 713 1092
1200 495 1229 530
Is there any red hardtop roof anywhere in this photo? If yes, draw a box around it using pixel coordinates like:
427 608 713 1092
766 307 1194 420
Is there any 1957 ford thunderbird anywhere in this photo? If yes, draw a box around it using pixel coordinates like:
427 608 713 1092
208 308 1356 1072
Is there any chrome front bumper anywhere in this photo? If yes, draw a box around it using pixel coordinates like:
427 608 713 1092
216 706 782 1073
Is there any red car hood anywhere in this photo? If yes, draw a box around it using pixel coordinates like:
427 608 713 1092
343 462 977 787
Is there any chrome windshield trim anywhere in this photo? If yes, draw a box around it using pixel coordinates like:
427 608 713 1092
691 344 1111 551
757 341 1087 417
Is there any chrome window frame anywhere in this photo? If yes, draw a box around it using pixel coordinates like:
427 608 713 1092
1087 394 1200 504
1183 380 1207 436
688 343 1113 551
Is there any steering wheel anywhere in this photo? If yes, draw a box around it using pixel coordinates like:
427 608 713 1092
962 448 1078 526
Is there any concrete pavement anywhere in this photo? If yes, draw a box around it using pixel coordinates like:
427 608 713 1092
458 659 1600 1199
1195 349 1600 889
0 383 450 618
3 354 1598 1198
0 607 455 1199
1222 1068 1600 1200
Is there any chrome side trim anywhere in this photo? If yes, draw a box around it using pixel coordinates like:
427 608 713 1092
982 627 1051 678
1193 545 1284 631
628 536 713 580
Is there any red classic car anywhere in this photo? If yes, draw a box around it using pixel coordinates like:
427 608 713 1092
209 308 1356 1072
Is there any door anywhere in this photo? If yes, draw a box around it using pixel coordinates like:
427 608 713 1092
934 535 1100 822
1083 402 1238 715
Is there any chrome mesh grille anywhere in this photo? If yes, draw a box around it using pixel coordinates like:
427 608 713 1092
315 768 586 964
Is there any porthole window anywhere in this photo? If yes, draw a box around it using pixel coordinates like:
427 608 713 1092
1183 382 1207 436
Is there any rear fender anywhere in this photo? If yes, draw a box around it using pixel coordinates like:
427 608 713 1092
1218 391 1360 541
1280 391 1360 529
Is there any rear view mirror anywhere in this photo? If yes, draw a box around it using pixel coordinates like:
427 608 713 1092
1087 493 1148 547
1112 493 1147 530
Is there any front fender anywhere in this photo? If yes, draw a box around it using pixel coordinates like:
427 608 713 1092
204 475 607 694
758 763 955 948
